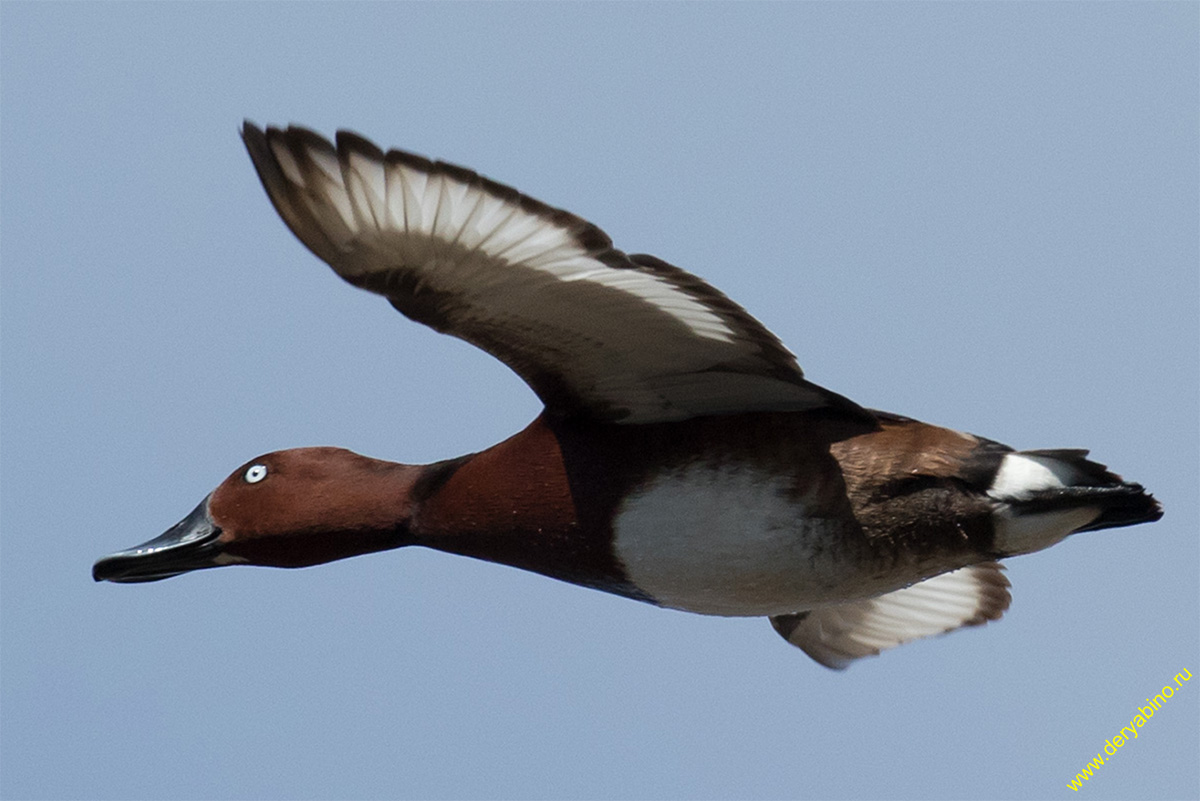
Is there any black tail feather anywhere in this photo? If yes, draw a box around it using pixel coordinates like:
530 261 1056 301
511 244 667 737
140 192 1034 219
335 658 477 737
1003 449 1163 533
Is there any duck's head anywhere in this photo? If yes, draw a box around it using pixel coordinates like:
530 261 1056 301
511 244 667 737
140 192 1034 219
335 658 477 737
93 447 418 583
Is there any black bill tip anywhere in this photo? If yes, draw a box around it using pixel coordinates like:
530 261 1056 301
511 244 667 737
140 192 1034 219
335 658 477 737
93 497 223 583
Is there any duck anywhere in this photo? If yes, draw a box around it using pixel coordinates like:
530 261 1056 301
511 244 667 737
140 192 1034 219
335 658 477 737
92 123 1162 669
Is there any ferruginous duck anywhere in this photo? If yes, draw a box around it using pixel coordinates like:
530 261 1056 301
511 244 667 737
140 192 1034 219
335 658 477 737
93 124 1162 669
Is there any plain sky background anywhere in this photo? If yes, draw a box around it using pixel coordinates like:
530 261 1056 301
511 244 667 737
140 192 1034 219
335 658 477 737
2 4 1197 800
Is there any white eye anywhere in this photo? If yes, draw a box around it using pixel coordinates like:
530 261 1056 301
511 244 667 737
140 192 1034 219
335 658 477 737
244 464 268 484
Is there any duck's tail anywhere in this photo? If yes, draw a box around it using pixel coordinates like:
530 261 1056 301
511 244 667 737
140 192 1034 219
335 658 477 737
986 449 1162 556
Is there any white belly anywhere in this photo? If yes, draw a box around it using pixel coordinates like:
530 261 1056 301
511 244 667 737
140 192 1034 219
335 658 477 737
612 463 867 616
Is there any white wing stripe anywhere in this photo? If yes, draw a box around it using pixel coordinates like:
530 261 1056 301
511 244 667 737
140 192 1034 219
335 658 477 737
446 185 488 249
275 137 736 344
485 217 560 263
430 173 452 242
309 145 343 188
345 151 387 231
270 140 306 187
469 195 524 253
345 170 375 232
309 163 357 235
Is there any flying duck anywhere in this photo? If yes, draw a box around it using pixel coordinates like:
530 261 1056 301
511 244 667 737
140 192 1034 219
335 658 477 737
93 123 1162 669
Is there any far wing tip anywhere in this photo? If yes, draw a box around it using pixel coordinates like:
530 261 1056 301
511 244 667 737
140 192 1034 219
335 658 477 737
771 562 1011 669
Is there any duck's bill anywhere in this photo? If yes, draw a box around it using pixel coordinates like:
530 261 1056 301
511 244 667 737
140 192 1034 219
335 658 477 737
92 497 222 583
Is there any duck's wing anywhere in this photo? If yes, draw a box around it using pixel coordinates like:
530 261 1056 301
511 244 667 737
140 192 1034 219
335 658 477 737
242 123 868 424
770 562 1011 669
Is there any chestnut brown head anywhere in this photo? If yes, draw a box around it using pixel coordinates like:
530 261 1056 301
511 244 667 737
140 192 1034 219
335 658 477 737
93 448 418 583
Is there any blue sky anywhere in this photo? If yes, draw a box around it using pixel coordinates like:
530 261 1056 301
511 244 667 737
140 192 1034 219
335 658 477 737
2 4 1197 799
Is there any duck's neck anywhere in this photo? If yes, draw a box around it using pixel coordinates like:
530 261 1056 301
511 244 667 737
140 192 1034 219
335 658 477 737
409 415 578 555
407 416 644 599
